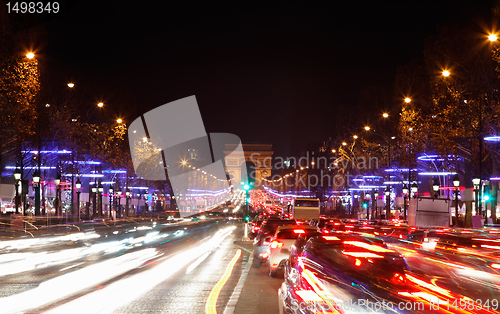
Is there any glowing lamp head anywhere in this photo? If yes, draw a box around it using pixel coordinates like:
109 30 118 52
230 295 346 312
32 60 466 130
489 34 498 42
452 174 460 187
13 168 21 181
75 178 82 190
116 118 123 123
97 102 104 108
402 184 408 194
442 70 450 77
26 52 35 59
383 113 389 118
364 126 370 131
404 97 411 103
67 83 75 88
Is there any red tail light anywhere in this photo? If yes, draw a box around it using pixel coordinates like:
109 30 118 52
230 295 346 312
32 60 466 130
323 229 329 233
323 236 340 241
334 222 341 226
294 229 305 234
270 240 284 249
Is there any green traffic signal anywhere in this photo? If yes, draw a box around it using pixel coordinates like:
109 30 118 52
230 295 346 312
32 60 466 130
244 216 250 222
362 202 368 209
243 184 250 191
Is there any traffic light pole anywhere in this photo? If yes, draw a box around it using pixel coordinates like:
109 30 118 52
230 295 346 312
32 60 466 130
242 185 250 241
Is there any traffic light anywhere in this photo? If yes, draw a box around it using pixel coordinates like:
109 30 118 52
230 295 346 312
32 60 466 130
243 184 250 191
362 201 368 209
244 215 250 223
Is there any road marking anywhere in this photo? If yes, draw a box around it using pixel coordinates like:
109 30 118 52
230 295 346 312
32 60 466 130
206 249 241 314
223 253 253 314
59 262 84 272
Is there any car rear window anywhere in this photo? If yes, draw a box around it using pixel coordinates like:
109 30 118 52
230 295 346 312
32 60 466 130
276 229 321 239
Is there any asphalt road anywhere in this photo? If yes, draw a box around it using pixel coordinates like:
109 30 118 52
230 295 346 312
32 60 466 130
0 219 284 314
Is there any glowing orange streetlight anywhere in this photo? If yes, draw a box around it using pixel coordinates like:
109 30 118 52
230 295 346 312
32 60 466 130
353 135 358 139
342 142 347 146
67 83 75 88
331 149 336 153
404 97 411 103
489 34 498 42
97 102 104 108
382 113 389 118
116 118 123 123
26 52 34 59
364 126 370 131
442 70 450 77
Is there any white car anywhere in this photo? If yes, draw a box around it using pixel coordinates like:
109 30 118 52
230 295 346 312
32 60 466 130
267 225 321 277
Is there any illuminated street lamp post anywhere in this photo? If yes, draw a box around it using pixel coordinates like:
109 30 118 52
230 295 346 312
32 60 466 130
14 167 21 214
402 184 409 221
385 186 390 219
32 170 41 216
411 182 418 198
473 177 480 215
54 172 61 216
91 185 97 219
108 187 113 219
432 179 440 198
75 178 81 222
453 174 460 227
117 189 122 218
374 191 379 218
98 183 103 216
125 189 131 217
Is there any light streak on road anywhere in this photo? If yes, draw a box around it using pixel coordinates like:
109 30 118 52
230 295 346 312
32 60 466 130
205 249 241 314
43 226 237 314
0 249 158 313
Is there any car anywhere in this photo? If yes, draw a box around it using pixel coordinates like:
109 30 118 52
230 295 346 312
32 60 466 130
267 225 321 277
279 233 410 314
250 216 265 238
253 219 297 266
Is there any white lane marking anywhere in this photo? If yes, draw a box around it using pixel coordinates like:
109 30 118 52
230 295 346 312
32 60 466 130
223 253 253 314
59 262 85 272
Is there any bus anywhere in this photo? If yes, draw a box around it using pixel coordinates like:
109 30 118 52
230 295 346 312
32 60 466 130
292 198 320 220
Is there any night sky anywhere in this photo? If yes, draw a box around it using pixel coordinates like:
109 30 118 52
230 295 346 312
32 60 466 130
15 0 498 157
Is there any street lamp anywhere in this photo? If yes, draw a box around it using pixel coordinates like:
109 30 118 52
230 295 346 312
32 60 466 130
98 183 104 216
91 185 97 218
75 178 81 222
32 169 41 216
411 182 418 198
14 168 21 214
402 184 409 220
55 172 61 215
432 179 440 198
453 174 460 227
117 188 122 218
473 177 481 215
109 187 113 219
374 191 379 219
385 186 390 220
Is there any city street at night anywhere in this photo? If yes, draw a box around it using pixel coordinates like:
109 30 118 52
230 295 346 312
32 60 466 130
4 1 500 313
